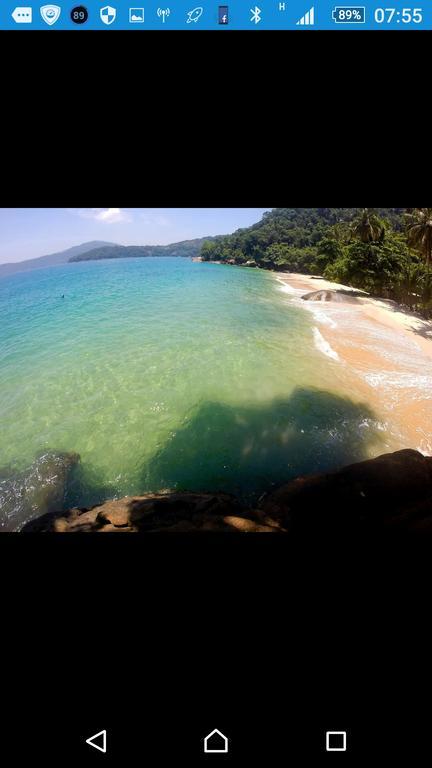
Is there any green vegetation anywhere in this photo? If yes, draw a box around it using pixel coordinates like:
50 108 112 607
200 208 432 317
69 238 215 262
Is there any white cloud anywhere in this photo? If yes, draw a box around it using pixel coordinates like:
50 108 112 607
96 208 130 223
68 208 132 224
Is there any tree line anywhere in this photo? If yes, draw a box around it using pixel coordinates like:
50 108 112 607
200 208 432 317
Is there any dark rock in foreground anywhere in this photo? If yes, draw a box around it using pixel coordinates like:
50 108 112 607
21 449 432 533
23 491 280 533
260 449 432 533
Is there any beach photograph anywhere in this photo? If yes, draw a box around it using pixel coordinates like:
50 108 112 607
1 207 431 533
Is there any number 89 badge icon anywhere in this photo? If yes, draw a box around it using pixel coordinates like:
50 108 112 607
71 5 88 23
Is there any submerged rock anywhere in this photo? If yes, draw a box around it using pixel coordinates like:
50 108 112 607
0 451 80 532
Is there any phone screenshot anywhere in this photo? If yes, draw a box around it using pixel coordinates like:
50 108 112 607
0 6 430 768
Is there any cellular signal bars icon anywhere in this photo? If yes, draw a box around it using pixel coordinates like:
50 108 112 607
296 5 314 24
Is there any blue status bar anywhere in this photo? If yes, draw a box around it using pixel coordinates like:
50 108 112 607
1 0 431 29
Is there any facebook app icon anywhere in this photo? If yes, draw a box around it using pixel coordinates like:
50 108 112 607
218 5 228 23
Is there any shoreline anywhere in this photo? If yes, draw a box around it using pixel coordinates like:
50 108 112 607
275 272 432 457
276 272 432 361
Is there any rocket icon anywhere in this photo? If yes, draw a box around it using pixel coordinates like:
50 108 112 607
186 6 203 22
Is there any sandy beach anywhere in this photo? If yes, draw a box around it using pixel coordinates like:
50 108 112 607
276 272 432 456
278 272 432 356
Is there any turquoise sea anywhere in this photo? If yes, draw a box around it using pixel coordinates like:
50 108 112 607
0 257 387 530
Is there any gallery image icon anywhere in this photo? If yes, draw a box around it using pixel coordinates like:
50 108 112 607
40 4 61 24
100 4 116 23
186 6 203 22
204 729 229 754
296 5 315 24
129 7 144 21
12 6 33 22
86 729 107 754
157 6 170 21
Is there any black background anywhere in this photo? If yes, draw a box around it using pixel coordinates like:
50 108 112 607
1 29 431 765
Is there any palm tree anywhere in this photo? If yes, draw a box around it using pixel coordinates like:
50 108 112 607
350 208 385 243
405 208 432 267
332 221 351 243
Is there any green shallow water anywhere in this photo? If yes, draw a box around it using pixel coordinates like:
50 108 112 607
0 257 386 525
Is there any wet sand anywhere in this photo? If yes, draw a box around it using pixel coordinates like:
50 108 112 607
276 273 432 456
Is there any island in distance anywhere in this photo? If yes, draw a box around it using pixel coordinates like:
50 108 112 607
68 239 217 262
0 238 217 278
0 241 116 278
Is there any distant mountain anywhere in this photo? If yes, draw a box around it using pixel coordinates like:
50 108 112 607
69 238 216 262
0 241 117 279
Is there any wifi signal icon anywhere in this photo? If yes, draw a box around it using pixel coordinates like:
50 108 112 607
157 6 170 21
296 5 314 24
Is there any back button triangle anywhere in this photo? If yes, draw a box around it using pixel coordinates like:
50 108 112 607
86 730 107 753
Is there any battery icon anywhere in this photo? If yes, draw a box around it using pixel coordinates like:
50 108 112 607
332 5 365 22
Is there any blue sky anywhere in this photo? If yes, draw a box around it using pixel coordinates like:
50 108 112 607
0 208 271 264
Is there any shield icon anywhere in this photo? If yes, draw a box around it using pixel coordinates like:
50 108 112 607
100 5 116 24
40 4 61 24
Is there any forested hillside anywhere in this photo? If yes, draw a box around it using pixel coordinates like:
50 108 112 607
69 238 214 262
200 208 432 316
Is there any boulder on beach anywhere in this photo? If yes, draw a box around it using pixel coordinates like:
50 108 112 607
0 451 80 532
301 289 360 303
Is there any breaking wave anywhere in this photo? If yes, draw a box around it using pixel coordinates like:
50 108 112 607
312 327 340 361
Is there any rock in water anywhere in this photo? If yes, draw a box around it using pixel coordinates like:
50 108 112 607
0 452 80 532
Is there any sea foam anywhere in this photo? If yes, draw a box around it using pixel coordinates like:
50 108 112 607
277 281 300 295
312 327 339 361
364 371 432 391
303 303 338 329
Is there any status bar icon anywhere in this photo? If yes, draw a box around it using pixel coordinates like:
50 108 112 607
296 5 314 24
129 7 144 21
12 6 32 22
218 4 228 23
332 5 365 22
186 6 203 22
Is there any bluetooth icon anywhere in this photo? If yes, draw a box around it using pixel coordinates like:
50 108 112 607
250 5 261 22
